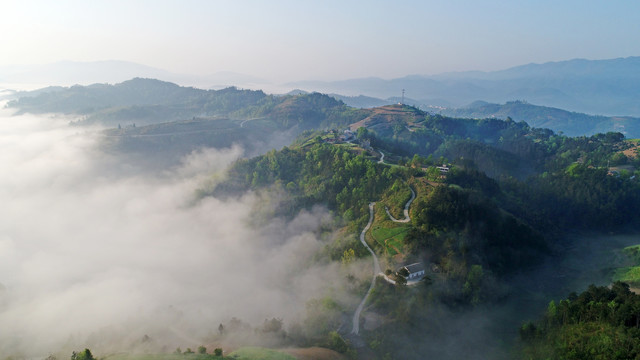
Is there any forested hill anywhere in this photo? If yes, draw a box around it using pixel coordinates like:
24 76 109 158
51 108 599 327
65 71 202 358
6 78 369 131
441 100 640 138
7 78 269 126
210 116 640 358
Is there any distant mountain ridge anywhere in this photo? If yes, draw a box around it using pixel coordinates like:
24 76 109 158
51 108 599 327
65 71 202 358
289 57 640 117
440 100 640 137
8 76 640 138
4 57 640 116
7 77 269 126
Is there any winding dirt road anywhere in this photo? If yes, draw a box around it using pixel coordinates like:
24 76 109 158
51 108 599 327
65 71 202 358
352 183 421 335
384 188 415 223
352 202 381 335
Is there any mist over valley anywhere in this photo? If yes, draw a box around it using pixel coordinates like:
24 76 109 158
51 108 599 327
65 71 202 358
0 107 364 358
2 65 640 359
3 2 640 358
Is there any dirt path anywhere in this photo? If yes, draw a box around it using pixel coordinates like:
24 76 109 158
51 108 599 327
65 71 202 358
352 203 381 335
240 116 266 128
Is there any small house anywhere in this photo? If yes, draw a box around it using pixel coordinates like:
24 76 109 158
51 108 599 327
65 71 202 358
436 165 450 174
403 262 426 280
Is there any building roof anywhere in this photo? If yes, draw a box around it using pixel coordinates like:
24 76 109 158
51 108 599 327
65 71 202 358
404 262 425 274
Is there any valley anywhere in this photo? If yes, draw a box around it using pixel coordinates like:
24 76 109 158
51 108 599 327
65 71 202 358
3 78 640 360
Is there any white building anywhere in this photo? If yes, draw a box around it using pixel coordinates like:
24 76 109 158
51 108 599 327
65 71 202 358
403 263 426 280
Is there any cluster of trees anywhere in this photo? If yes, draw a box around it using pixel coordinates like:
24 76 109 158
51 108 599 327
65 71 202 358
520 282 640 359
263 92 367 130
502 163 640 231
407 184 546 282
174 346 222 356
217 141 405 228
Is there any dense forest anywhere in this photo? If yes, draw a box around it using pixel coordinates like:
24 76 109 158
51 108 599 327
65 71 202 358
520 282 640 359
207 98 640 358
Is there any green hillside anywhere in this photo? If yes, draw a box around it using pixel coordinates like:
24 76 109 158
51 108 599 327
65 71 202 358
442 100 640 137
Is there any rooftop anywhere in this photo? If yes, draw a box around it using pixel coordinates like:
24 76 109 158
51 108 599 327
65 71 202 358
404 262 425 274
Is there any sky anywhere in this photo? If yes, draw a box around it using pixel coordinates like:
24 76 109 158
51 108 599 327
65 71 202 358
1 0 639 82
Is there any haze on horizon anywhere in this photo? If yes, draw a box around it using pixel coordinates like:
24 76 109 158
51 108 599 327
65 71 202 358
2 0 640 83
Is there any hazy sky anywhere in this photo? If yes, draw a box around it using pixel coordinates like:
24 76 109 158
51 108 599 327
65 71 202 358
2 0 640 81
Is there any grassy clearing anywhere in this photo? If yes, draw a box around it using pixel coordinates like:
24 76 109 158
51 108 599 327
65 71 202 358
370 216 410 256
227 347 297 360
611 244 640 286
623 245 640 263
104 347 296 360
613 266 640 286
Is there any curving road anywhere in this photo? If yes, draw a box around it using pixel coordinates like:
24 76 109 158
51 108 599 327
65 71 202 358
352 185 421 335
378 150 385 164
239 116 266 128
352 202 381 335
384 187 415 223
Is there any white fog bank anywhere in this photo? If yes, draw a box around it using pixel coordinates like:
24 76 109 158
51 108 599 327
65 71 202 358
0 108 348 357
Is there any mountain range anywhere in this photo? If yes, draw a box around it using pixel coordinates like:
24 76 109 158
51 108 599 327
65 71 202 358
3 57 640 117
288 57 640 117
7 77 640 138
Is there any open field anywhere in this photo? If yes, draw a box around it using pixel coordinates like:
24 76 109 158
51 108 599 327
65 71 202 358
228 347 297 360
369 216 410 256
105 354 218 360
104 347 298 360
279 347 348 360
613 266 640 286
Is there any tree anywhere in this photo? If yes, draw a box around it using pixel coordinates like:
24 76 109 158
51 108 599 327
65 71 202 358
214 348 223 356
341 248 355 265
198 345 207 354
394 274 407 286
262 317 284 333
327 331 349 353
71 349 94 360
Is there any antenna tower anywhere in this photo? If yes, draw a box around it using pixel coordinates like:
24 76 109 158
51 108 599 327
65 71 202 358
401 89 405 105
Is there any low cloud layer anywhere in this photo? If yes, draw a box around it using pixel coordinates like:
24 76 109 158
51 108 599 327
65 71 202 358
0 108 348 357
